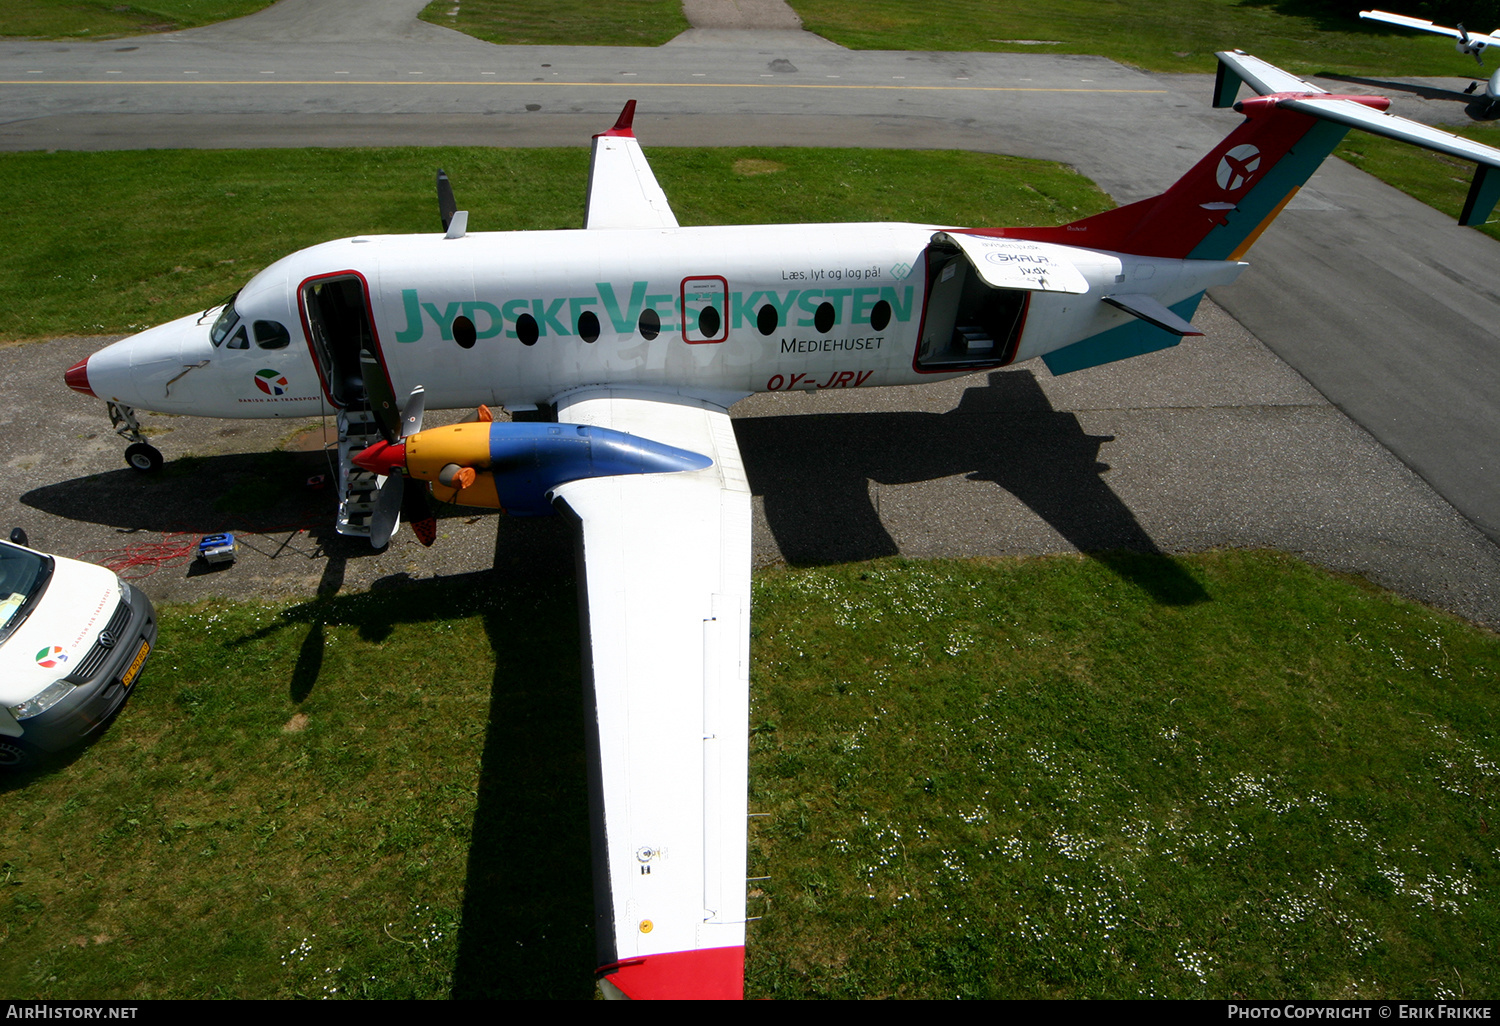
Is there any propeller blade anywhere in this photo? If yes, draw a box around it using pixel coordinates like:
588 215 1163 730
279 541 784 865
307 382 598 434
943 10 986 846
437 169 458 232
400 385 426 438
402 481 437 547
370 472 404 549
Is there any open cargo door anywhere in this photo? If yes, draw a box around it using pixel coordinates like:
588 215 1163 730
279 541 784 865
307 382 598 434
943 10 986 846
915 232 1089 373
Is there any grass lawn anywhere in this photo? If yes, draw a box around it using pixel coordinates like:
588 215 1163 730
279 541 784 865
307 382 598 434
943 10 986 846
419 0 687 47
785 0 1489 76
0 146 1112 342
415 0 1496 77
1 550 1495 998
0 0 273 39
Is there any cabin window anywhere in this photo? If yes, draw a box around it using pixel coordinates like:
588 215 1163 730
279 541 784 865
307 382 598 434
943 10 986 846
516 313 539 346
578 310 600 343
638 309 660 341
697 305 721 338
813 302 835 333
452 315 477 349
757 304 778 336
870 300 891 331
254 320 291 350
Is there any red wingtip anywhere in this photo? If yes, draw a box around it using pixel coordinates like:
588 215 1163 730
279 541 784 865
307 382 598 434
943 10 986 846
599 99 637 138
598 946 744 1000
350 439 407 476
64 357 95 398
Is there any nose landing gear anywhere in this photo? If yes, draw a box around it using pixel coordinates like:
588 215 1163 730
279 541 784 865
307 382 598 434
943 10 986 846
109 402 163 473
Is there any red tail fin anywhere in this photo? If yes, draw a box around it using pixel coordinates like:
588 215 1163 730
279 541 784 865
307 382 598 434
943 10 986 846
989 100 1353 260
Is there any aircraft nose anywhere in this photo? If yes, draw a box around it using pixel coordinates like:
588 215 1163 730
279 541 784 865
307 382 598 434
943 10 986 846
64 357 95 397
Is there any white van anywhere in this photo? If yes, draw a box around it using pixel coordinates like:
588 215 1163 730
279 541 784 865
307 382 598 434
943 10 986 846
0 534 157 768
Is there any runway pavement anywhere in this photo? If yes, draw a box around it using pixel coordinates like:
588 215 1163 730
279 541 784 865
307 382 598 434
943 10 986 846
2 2 1499 627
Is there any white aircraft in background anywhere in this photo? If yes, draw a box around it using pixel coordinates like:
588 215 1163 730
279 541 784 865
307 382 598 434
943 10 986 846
61 52 1500 999
1361 8 1500 101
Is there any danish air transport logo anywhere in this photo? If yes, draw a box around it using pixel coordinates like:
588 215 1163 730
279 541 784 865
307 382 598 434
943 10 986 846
35 645 68 669
1216 144 1261 191
254 369 290 396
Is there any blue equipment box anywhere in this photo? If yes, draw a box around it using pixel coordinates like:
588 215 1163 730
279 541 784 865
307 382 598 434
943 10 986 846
197 533 238 564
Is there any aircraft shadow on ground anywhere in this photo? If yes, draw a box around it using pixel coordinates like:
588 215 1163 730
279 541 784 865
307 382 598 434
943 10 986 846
229 519 597 999
20 448 448 539
738 369 1208 606
19 447 488 596
1318 72 1500 119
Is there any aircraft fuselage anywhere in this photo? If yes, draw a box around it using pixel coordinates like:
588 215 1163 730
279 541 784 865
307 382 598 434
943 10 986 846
72 221 1244 420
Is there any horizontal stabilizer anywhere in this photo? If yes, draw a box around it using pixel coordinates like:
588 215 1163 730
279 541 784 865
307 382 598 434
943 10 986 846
1215 52 1326 103
1102 293 1204 336
1217 50 1500 227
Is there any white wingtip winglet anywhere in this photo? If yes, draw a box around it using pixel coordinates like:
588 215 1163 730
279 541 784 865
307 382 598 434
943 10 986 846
584 101 680 230
1215 50 1500 226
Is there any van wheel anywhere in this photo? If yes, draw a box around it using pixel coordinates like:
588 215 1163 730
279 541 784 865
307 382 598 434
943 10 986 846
0 738 39 770
125 443 163 473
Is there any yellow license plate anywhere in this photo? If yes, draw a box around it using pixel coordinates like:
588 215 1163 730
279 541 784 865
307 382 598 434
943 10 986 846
121 639 150 690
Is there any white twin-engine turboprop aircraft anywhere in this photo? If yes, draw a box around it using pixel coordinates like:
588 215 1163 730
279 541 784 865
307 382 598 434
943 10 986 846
61 52 1500 998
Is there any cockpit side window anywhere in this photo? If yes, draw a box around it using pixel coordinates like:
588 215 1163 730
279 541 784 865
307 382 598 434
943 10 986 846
209 296 240 347
254 320 291 350
226 325 249 350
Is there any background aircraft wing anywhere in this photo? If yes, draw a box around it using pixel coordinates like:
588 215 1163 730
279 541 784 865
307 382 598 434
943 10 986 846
583 101 680 230
1360 9 1469 40
551 388 751 999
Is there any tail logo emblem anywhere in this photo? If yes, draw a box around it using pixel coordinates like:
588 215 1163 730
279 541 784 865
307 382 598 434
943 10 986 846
1216 144 1262 191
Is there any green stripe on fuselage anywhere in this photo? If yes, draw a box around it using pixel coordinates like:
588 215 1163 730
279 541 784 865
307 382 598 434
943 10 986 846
1041 293 1205 376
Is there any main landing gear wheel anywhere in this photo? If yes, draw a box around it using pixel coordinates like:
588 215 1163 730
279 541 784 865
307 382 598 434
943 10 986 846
125 442 163 473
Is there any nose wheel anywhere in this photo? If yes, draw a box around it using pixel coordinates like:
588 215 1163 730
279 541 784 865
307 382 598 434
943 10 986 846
124 442 163 473
108 401 163 474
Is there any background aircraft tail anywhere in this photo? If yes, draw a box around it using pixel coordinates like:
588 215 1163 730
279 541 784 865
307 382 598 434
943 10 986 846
1002 51 1500 261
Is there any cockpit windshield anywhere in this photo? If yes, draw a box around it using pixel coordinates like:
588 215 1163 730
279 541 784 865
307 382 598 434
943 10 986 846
0 541 53 646
209 292 242 347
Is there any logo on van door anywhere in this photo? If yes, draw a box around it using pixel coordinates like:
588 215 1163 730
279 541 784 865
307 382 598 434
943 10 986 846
35 645 68 669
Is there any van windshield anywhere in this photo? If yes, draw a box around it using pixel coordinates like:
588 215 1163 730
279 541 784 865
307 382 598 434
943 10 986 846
0 542 53 645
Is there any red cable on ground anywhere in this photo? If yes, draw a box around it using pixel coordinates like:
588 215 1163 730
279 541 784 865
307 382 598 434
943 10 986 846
81 531 202 580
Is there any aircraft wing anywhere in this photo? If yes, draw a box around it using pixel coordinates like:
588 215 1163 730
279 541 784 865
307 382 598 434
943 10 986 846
1359 9 1500 46
1217 50 1500 225
1361 9 1468 40
584 101 680 230
550 388 751 999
